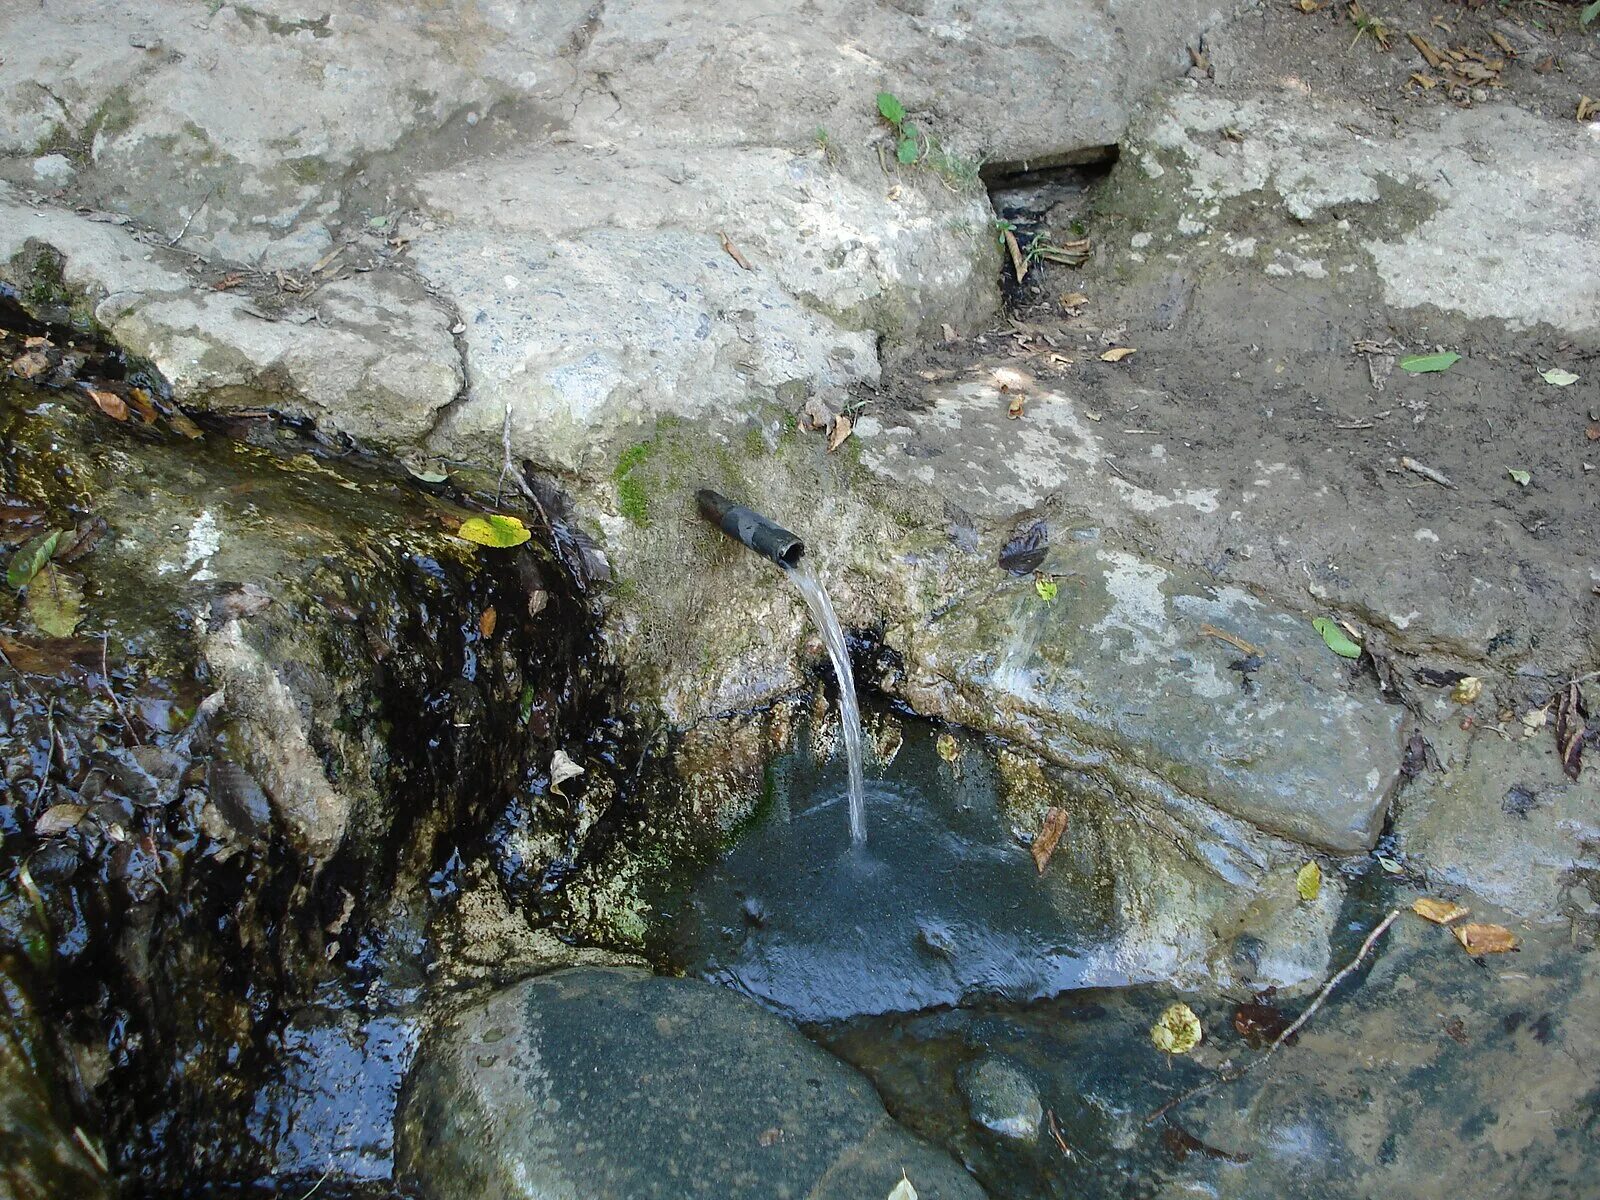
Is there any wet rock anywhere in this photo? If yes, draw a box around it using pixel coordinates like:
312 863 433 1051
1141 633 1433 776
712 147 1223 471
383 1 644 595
0 955 111 1200
897 541 1405 854
1394 715 1598 924
396 966 985 1200
958 1056 1043 1143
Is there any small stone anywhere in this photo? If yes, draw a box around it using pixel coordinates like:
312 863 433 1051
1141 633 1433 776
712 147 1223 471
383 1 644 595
958 1056 1042 1143
31 154 75 187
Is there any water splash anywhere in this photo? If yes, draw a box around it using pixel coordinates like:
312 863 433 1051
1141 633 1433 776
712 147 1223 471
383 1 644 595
785 558 867 844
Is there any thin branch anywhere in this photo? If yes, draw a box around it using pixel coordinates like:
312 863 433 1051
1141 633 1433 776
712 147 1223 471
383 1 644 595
168 185 216 247
1144 907 1403 1125
101 632 142 746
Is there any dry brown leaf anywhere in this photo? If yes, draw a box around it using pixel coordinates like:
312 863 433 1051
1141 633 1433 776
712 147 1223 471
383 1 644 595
126 387 158 424
212 272 246 291
1003 228 1028 283
87 389 129 421
10 350 50 379
1490 31 1516 57
719 231 753 271
1409 33 1445 69
1032 807 1069 873
941 323 958 343
1294 0 1321 10
1101 347 1136 363
1453 923 1519 955
1007 394 1024 419
479 606 497 638
1410 72 1438 89
1579 96 1599 123
1554 682 1588 780
1060 291 1089 312
1412 896 1470 925
827 413 852 452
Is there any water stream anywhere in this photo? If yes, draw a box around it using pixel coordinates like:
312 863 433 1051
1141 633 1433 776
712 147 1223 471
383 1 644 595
784 558 867 844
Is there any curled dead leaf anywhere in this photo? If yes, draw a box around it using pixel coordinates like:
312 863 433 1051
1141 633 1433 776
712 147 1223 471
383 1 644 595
87 389 129 421
1579 96 1599 123
827 413 853 452
10 350 50 379
1031 807 1068 873
550 749 585 796
1452 922 1519 955
935 732 960 764
1412 896 1470 925
1007 394 1024 419
1450 676 1483 704
479 606 497 638
1100 347 1136 363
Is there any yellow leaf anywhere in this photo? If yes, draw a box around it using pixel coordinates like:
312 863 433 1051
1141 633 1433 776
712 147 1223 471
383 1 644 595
1453 923 1519 955
1296 860 1323 902
1450 676 1483 704
1100 347 1136 363
1007 394 1024 419
1150 1002 1202 1055
935 732 959 764
457 514 532 548
1412 897 1469 925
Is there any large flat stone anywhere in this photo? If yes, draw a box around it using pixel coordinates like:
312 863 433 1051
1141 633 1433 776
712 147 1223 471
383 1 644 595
397 966 985 1200
895 538 1406 852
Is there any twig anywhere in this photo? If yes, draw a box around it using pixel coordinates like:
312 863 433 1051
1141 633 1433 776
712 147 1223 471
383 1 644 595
1199 623 1262 657
1143 907 1403 1125
101 632 142 746
1399 456 1454 488
495 402 549 527
295 1162 333 1200
168 185 215 247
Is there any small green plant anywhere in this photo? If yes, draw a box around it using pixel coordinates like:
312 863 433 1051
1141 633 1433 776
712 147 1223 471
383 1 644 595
876 92 921 164
1581 0 1599 27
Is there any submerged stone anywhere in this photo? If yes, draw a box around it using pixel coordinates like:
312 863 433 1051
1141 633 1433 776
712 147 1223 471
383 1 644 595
397 966 985 1200
959 1056 1043 1143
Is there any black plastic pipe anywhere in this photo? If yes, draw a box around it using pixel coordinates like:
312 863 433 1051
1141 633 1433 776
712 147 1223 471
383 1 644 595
696 489 806 569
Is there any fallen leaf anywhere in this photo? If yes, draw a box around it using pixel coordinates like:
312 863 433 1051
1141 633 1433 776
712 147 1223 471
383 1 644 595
549 749 585 796
1410 72 1438 89
719 231 753 271
125 387 158 424
479 607 497 638
1376 854 1405 875
10 350 51 379
998 521 1048 575
1579 96 1599 123
1453 923 1519 955
1031 806 1069 873
1295 0 1320 11
164 407 205 439
1490 31 1517 57
827 413 853 452
53 517 108 565
87 389 129 421
1312 616 1362 659
1035 577 1059 602
1398 351 1460 373
1540 367 1579 387
1060 291 1089 312
1409 32 1445 69
1007 394 1024 419
212 272 246 290
1412 897 1470 925
887 1173 918 1200
25 565 83 637
1450 676 1483 704
1554 682 1588 780
941 323 958 343
1003 228 1028 283
1232 999 1293 1048
1506 467 1530 487
457 514 532 548
1100 347 1136 362
7 530 64 590
1296 860 1323 902
35 804 88 836
935 732 960 764
1150 1002 1203 1055
1160 1122 1254 1164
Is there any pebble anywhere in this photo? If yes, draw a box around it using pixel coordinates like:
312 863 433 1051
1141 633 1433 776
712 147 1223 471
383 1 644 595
958 1056 1043 1143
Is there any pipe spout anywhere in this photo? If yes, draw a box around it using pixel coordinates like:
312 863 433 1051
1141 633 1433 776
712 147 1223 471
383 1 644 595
696 489 806 569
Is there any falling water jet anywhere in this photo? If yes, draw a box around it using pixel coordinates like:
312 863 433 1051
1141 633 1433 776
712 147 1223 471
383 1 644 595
696 490 867 844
